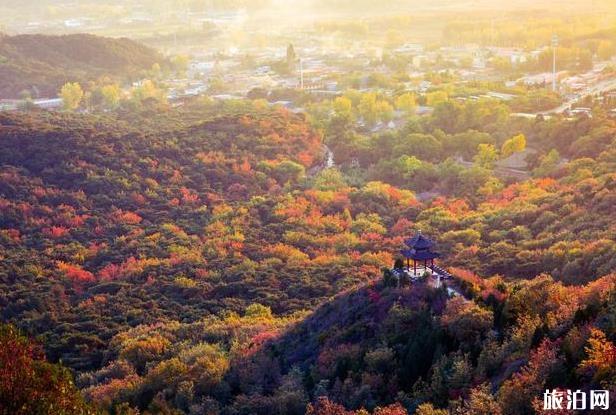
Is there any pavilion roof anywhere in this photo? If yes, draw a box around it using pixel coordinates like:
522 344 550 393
404 233 434 250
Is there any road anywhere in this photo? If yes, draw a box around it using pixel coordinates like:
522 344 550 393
538 77 616 115
456 158 529 180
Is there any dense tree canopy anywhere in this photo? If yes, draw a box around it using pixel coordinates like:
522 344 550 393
0 100 615 413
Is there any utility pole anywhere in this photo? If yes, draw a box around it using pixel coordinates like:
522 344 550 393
552 34 558 92
299 58 304 90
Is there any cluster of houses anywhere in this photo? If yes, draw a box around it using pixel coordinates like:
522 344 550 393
168 43 546 102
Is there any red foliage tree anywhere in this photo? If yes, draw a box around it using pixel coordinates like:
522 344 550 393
0 324 93 414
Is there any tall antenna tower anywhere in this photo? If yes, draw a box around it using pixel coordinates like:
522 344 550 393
551 34 558 92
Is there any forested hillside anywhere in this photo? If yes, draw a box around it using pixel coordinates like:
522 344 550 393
0 34 164 98
0 101 615 414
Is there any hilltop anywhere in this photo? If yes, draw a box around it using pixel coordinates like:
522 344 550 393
0 33 164 98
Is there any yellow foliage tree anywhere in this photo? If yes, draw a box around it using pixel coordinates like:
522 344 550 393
425 90 448 106
333 96 353 118
501 134 526 158
59 82 83 111
131 79 166 105
395 92 417 113
358 92 378 126
376 100 394 123
100 84 121 109
474 143 499 169
415 403 448 415
579 328 616 381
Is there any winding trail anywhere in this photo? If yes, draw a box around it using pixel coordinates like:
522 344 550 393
307 144 335 177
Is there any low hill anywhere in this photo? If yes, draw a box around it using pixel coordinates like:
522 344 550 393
0 105 341 372
77 273 615 414
245 275 615 414
0 33 164 98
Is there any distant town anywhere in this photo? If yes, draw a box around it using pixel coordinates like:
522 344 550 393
2 2 616 121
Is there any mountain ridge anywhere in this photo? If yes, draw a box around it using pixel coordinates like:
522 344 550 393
0 33 164 98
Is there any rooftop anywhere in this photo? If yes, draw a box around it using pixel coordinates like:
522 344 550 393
404 232 435 250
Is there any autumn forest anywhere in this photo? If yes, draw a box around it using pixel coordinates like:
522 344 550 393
1 2 616 415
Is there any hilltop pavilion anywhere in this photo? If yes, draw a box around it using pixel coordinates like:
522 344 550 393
400 231 440 275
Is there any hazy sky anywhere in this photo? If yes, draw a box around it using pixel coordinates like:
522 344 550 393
2 0 615 37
